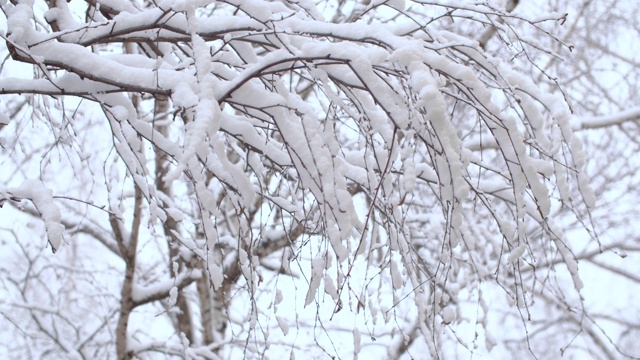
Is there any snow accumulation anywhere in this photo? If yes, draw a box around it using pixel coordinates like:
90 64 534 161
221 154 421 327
0 0 604 356
8 180 65 253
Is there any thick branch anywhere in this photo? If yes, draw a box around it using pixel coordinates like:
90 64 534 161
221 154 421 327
115 184 143 360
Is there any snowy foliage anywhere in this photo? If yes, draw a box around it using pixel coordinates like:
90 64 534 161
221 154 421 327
1 0 637 359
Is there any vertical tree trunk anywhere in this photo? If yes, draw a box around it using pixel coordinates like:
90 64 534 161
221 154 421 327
153 95 195 342
197 269 215 345
114 184 143 360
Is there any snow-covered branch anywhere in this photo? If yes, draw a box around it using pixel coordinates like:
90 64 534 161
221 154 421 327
1 0 626 358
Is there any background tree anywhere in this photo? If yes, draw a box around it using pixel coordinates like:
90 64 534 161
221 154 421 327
0 0 638 359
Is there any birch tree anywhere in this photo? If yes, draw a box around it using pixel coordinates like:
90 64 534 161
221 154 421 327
0 0 636 358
